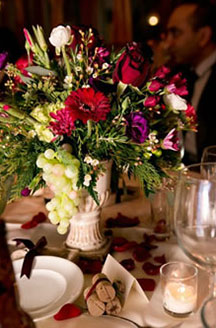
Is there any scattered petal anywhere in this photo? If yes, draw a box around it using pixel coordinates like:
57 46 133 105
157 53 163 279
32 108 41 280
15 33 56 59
120 258 135 271
142 262 161 276
78 259 103 274
54 303 82 320
154 254 166 264
137 278 156 291
21 212 47 229
106 212 140 228
132 246 151 262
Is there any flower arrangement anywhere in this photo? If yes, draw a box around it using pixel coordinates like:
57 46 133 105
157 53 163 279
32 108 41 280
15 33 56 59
0 25 196 234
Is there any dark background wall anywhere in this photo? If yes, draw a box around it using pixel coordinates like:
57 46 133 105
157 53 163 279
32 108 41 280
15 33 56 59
0 0 178 61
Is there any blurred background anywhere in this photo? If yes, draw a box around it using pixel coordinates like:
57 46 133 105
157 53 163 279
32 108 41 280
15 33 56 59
0 0 177 62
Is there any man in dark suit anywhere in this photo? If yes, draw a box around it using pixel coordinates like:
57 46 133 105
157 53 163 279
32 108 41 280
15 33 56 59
164 0 216 164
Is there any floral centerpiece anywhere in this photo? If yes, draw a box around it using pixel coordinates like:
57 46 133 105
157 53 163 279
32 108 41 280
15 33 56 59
0 25 196 235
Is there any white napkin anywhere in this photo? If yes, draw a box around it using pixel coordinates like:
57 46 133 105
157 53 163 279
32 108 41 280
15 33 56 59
102 254 149 326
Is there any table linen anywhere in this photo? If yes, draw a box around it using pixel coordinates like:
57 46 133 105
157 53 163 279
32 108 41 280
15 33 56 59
2 193 208 328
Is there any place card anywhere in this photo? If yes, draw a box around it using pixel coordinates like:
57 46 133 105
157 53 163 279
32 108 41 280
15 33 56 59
102 254 149 325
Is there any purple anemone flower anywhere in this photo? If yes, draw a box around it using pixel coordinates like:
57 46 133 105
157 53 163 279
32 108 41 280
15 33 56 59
21 187 31 197
125 111 148 143
0 52 8 70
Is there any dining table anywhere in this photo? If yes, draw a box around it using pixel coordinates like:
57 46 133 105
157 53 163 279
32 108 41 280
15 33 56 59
1 180 209 328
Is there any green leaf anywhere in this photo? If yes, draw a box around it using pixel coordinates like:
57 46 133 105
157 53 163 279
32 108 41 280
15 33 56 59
20 74 34 84
117 81 128 98
122 96 130 110
133 161 162 196
25 66 56 76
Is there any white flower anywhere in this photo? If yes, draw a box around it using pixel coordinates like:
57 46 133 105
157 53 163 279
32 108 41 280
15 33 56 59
92 159 99 166
84 174 92 181
34 123 54 142
84 155 92 164
102 63 109 69
77 54 82 61
49 25 71 48
83 180 90 187
86 66 93 74
27 130 36 138
64 75 73 85
163 94 187 111
83 174 92 187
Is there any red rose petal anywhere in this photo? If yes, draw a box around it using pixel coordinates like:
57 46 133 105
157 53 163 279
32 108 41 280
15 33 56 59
21 221 35 229
143 233 156 244
154 219 167 234
78 259 103 274
112 237 128 247
120 258 135 271
32 212 47 223
112 241 137 252
21 212 47 229
132 246 151 262
142 262 161 275
154 254 166 264
54 303 82 321
139 241 158 251
106 212 140 228
137 278 156 291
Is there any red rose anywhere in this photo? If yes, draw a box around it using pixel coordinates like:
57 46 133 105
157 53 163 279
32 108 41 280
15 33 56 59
113 42 150 87
186 104 197 130
15 54 33 84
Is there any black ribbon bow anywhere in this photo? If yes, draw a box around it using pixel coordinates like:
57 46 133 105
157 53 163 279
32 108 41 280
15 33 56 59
13 236 47 279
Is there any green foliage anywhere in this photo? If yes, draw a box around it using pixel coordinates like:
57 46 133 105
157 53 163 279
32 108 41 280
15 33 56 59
133 161 162 196
0 134 49 201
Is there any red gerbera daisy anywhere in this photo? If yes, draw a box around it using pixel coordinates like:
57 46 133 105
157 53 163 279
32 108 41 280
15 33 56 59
49 107 75 136
64 87 111 124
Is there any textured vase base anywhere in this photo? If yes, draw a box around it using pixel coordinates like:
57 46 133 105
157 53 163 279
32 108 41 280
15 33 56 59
65 236 113 260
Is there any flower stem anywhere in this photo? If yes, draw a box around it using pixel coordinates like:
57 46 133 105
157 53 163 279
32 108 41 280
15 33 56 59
87 120 92 138
62 46 71 76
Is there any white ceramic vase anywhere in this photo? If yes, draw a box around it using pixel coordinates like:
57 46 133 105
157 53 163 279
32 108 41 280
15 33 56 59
65 161 112 251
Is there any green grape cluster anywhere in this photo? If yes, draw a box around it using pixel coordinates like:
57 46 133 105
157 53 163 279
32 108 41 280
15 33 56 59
36 148 80 234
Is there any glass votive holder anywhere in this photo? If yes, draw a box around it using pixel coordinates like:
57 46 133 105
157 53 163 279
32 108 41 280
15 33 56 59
149 187 172 239
201 297 216 328
160 261 198 317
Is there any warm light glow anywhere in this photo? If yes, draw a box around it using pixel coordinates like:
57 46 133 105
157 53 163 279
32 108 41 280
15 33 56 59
148 15 159 26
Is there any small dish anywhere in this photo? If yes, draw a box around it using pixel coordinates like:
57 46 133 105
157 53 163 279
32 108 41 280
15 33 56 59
13 255 84 321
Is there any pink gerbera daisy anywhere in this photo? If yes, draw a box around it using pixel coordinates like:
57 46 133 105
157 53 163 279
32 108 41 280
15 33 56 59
49 107 75 136
64 87 111 124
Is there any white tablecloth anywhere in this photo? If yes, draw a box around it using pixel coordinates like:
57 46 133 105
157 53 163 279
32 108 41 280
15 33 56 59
2 194 208 328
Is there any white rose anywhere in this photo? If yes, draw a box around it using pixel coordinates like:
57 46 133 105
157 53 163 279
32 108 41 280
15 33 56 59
49 25 71 48
163 94 187 111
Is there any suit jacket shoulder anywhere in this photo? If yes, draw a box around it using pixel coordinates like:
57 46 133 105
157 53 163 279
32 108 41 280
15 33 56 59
196 63 216 159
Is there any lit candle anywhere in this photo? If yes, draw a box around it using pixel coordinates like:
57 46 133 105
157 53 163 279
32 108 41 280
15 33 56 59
163 282 197 315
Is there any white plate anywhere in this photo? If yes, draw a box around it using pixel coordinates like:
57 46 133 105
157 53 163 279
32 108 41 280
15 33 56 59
13 255 84 322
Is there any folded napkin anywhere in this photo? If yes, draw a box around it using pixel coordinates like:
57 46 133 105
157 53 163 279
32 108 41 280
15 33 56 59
102 254 149 326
